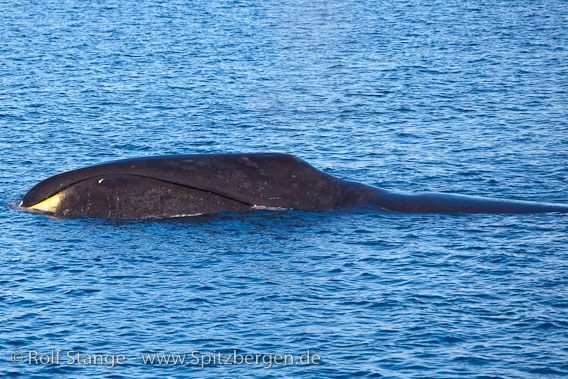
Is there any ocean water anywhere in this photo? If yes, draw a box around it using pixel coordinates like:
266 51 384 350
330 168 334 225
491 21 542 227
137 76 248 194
1 0 567 377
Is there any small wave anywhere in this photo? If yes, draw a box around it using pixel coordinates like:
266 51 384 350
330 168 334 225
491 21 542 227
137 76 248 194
251 205 288 211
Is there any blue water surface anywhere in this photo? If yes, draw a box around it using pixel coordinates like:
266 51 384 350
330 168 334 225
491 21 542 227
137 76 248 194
1 0 567 377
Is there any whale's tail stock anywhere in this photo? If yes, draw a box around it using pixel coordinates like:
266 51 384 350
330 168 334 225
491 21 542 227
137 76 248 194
371 190 568 214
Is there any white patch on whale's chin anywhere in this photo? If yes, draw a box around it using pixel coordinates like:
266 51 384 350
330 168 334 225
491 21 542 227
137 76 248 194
251 205 288 211
25 191 67 214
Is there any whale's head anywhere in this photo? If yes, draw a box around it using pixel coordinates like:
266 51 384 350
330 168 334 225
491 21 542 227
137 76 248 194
21 174 252 220
19 155 258 219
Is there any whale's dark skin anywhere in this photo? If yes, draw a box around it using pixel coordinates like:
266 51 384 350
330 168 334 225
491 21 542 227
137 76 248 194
20 153 568 219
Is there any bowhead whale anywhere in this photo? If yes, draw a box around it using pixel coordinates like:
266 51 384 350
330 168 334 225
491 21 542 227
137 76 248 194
20 153 568 219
